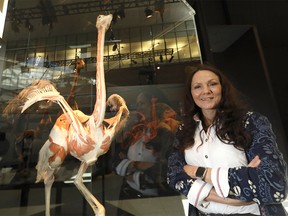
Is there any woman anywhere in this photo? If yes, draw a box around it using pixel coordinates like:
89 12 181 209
167 64 288 216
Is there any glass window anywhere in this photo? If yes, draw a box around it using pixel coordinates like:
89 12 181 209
0 1 200 215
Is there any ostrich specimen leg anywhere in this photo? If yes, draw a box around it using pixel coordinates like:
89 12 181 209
74 161 105 215
4 14 128 216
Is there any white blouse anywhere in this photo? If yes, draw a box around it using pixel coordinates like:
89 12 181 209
184 121 260 215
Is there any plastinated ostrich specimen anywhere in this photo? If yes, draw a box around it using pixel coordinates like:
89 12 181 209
4 14 129 216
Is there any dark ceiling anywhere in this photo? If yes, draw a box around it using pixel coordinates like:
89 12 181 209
7 0 177 21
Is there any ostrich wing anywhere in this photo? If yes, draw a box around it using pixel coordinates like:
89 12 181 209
20 80 88 138
21 81 61 113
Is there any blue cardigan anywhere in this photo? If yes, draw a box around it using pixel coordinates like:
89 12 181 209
167 112 288 216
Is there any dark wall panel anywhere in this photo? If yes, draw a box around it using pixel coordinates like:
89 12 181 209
209 26 288 159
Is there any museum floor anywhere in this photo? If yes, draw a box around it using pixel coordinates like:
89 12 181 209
0 171 287 216
0 172 187 216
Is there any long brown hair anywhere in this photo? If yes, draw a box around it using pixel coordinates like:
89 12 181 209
179 63 252 152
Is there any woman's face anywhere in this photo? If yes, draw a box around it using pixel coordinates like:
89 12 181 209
191 70 222 111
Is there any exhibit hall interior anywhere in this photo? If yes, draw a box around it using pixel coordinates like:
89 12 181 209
1 0 288 215
0 0 200 215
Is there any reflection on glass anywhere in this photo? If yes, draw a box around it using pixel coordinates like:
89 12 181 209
0 1 200 215
112 87 180 215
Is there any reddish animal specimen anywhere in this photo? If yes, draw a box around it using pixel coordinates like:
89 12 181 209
4 14 129 216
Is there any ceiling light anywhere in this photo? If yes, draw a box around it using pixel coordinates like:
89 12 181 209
155 0 165 13
155 0 164 22
112 43 117 51
25 19 34 32
117 8 125 19
144 8 153 18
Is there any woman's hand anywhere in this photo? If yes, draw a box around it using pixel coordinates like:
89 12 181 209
248 155 261 168
183 164 197 178
206 188 255 206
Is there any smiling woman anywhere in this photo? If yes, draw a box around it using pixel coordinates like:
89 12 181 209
190 70 222 127
167 63 288 216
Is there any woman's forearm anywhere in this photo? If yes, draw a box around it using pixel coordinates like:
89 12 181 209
206 188 254 206
183 156 261 206
183 165 212 184
183 156 260 185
